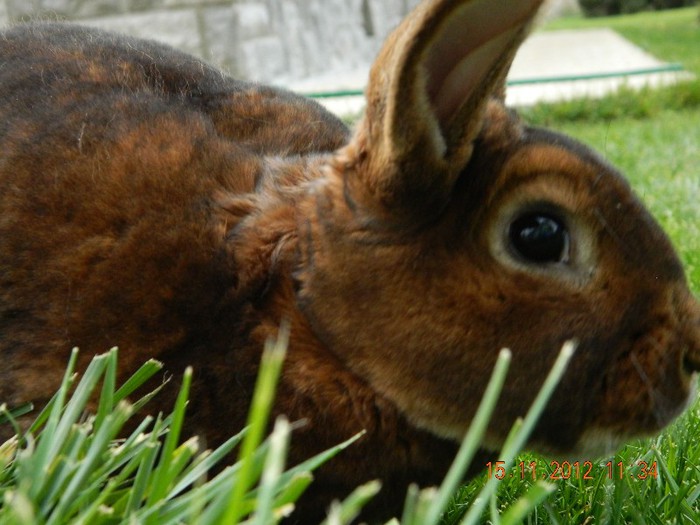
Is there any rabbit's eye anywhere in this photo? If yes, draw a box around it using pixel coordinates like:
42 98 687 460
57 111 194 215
508 213 569 264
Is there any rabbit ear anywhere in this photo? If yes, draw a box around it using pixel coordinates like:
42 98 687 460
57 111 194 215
351 0 543 218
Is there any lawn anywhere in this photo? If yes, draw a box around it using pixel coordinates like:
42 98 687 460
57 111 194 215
545 7 700 74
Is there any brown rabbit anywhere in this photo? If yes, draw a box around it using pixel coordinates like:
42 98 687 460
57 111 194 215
0 0 698 521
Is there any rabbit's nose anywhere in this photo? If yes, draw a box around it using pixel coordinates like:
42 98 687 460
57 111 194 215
681 297 700 376
683 348 700 376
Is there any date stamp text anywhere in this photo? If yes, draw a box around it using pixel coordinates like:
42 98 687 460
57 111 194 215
486 460 658 481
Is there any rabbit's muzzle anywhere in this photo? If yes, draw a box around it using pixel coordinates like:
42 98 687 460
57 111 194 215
680 296 700 376
581 286 700 454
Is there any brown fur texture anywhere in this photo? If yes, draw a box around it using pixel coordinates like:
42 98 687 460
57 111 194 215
0 0 698 522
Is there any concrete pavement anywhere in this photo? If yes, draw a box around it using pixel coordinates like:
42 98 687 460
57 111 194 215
280 28 692 116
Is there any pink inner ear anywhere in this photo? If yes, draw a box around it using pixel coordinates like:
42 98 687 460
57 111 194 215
424 0 541 130
431 29 518 125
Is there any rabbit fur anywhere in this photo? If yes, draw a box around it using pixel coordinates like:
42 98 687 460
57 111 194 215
1 0 699 521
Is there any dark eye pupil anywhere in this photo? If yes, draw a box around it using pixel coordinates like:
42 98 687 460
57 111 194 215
509 213 568 264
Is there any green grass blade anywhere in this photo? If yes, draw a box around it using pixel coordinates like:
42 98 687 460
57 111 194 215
400 484 420 525
490 492 500 525
277 430 365 486
124 440 161 516
166 428 247 499
252 417 291 525
654 446 680 495
460 341 576 525
500 482 556 525
0 403 34 427
113 359 164 405
220 325 288 524
272 472 314 510
93 348 118 431
145 366 193 507
0 434 19 475
320 480 383 525
47 403 132 524
71 477 121 525
422 348 512 525
101 416 156 478
22 347 80 499
39 426 91 515
43 352 110 466
2 490 36 525
142 442 271 524
159 437 200 488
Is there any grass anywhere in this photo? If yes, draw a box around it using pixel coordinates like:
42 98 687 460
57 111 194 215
524 7 700 124
445 407 700 524
0 343 576 524
0 342 364 525
443 7 700 524
545 7 700 74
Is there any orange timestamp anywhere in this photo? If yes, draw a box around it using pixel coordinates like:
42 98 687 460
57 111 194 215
486 460 659 481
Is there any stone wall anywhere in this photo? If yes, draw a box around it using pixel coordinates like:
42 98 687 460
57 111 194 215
0 0 579 84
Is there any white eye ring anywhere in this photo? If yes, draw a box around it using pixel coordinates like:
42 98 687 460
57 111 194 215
487 196 597 286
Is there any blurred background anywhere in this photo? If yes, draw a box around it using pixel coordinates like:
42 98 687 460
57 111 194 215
0 0 582 84
0 0 694 110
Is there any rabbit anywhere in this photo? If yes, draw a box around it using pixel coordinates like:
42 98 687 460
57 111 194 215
0 0 698 521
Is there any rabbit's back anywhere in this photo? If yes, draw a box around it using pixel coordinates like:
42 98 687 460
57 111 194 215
0 23 348 412
0 23 348 157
